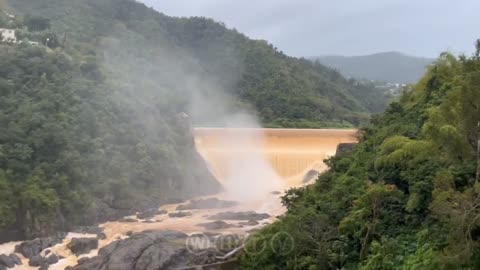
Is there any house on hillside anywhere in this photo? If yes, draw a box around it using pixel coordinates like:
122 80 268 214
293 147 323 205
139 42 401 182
0 28 16 43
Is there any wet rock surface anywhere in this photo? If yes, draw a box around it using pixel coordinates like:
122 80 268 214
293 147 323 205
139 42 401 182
238 220 259 226
67 238 99 256
14 232 67 259
68 230 216 270
168 212 192 218
176 198 237 211
71 226 104 235
197 221 237 230
136 209 167 219
0 253 22 268
118 218 138 223
303 169 320 183
97 232 107 240
208 211 270 221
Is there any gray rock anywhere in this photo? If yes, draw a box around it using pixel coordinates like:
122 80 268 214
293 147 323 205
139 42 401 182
46 254 58 265
14 232 67 259
0 254 14 268
69 230 202 270
176 198 237 211
136 209 167 219
239 220 260 226
208 211 270 221
303 170 320 183
97 233 107 240
197 221 237 230
28 255 45 267
118 218 137 223
141 220 155 224
71 226 104 235
67 238 99 256
8 254 22 266
168 212 192 218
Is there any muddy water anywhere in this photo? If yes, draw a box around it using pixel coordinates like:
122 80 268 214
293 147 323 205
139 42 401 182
194 128 357 186
0 128 356 269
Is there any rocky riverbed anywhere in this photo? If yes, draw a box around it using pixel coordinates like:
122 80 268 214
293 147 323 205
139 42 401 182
0 193 282 270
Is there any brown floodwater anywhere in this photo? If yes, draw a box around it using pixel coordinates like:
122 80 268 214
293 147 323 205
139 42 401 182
0 128 357 270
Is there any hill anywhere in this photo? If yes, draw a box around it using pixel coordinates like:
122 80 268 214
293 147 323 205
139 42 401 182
241 44 480 269
6 0 390 127
315 51 434 83
0 0 389 241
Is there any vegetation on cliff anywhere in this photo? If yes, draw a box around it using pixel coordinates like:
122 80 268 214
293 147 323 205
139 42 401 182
241 41 480 269
0 17 219 240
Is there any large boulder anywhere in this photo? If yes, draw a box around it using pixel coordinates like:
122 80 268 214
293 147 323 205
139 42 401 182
67 238 99 256
69 231 202 270
0 254 16 268
8 254 22 266
208 211 270 221
28 255 46 267
14 232 67 259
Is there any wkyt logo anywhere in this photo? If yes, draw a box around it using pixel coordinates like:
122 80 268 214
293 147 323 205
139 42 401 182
185 232 294 256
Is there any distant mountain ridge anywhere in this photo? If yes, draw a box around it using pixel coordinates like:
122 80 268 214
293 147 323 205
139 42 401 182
314 51 434 83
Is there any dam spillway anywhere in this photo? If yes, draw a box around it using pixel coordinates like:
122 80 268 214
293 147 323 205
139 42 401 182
193 128 358 189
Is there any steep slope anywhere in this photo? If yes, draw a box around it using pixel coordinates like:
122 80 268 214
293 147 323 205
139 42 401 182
0 7 221 242
7 0 387 128
315 51 434 83
241 44 480 269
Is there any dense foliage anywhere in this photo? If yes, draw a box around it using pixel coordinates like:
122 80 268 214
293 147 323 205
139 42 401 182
0 13 219 240
7 0 388 128
241 42 480 269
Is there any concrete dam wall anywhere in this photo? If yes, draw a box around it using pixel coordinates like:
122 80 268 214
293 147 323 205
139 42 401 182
193 128 358 189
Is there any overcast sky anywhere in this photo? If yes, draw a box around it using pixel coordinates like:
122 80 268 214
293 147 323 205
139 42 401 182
139 0 478 58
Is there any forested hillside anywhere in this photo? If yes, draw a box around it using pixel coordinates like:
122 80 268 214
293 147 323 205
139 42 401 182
316 52 434 83
242 42 480 269
6 0 388 128
0 0 388 241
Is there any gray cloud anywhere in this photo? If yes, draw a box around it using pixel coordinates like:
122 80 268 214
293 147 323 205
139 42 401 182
139 0 478 58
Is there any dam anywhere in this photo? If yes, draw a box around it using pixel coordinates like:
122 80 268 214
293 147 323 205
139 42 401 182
193 128 358 189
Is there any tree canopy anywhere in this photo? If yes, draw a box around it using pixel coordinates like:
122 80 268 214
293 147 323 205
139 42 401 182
241 41 480 270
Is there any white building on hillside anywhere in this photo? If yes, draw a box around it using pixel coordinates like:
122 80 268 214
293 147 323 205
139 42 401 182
0 28 16 43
